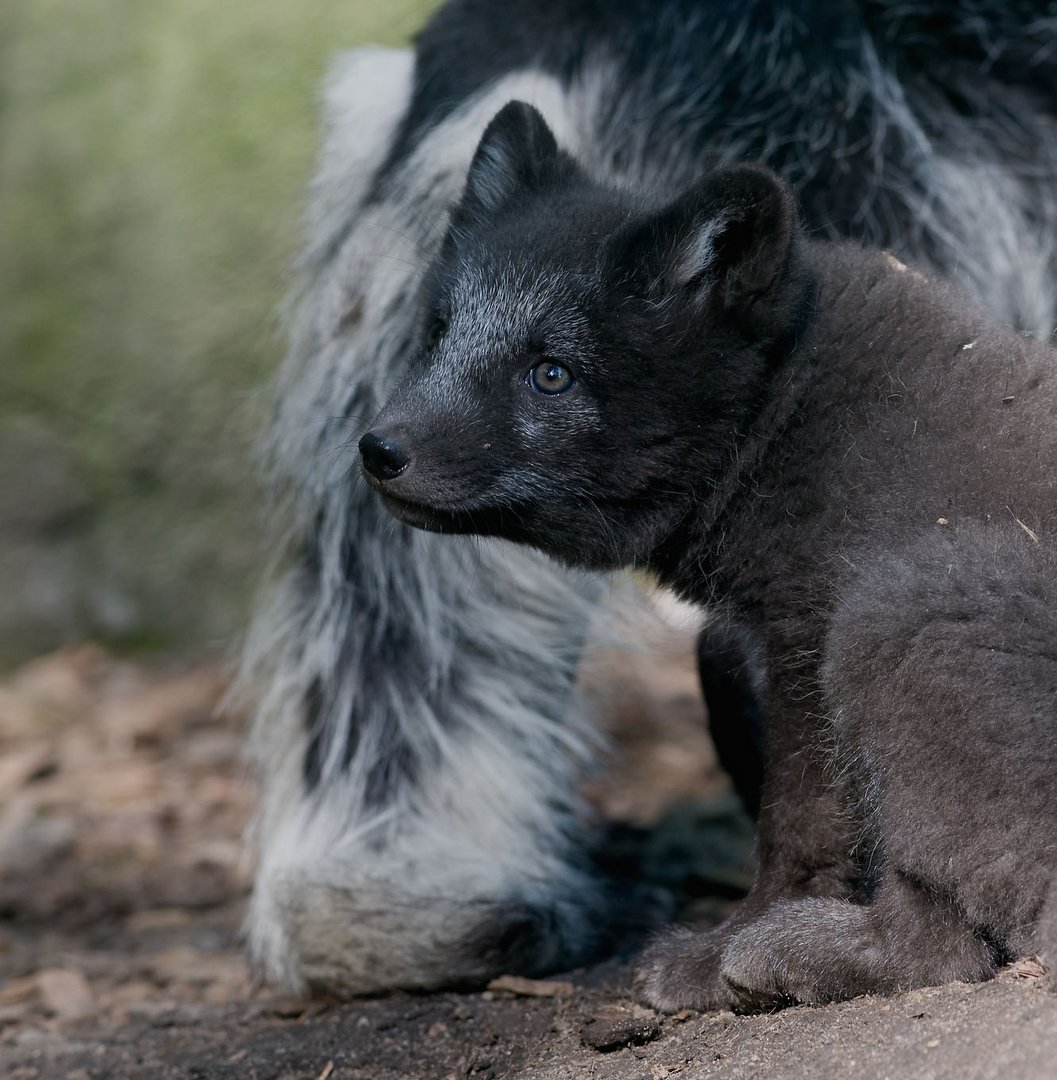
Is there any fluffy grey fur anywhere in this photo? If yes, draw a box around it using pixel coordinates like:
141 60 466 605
242 53 624 994
669 242 1057 1009
245 4 1057 996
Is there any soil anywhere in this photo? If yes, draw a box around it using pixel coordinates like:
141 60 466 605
1 639 1055 1080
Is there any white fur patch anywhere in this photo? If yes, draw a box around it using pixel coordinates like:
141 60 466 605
241 55 622 995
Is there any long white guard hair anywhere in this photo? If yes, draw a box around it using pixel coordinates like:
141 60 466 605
242 49 624 995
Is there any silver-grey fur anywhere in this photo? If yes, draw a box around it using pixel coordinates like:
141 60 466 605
243 52 625 995
244 16 1057 995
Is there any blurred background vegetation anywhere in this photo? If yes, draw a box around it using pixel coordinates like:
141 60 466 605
0 0 437 666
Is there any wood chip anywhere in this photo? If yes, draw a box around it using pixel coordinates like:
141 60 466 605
0 975 41 1007
125 908 193 933
1010 956 1047 982
316 1062 335 1080
486 975 574 998
37 968 93 1019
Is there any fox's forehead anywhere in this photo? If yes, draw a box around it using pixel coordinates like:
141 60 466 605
444 258 596 362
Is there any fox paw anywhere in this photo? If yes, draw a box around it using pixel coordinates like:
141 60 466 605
719 900 853 1009
635 924 739 1012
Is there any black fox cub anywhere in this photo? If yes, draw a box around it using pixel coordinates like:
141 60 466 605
361 100 1057 1009
247 0 1057 999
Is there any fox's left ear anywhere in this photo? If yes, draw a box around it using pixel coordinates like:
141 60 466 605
456 100 565 220
612 165 799 318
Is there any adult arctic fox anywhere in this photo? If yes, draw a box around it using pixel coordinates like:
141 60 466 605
245 0 1057 997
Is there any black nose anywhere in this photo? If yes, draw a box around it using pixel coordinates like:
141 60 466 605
359 431 411 481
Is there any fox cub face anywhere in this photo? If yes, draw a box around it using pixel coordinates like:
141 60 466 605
362 101 807 570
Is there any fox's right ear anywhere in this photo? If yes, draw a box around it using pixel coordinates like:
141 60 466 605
456 101 563 220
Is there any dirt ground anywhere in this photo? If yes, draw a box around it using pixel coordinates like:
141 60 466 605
1 640 1055 1080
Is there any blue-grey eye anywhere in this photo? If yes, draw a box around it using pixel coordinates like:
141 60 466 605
425 317 447 350
529 360 575 395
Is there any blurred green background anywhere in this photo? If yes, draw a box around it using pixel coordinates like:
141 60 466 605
0 0 436 666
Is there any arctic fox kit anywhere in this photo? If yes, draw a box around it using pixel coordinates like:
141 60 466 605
361 101 1057 1009
248 0 1057 1000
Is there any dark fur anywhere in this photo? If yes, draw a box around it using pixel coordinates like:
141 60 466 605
250 0 1057 997
384 0 1057 226
360 0 1057 850
375 0 1057 303
362 104 1057 1009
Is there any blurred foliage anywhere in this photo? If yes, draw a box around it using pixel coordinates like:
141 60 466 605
0 0 436 664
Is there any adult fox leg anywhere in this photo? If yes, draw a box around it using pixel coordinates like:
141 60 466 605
243 52 617 996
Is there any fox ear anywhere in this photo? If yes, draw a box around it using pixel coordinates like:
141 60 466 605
612 165 799 314
458 100 563 218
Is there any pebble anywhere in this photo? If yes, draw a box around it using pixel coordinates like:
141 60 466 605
581 1012 661 1052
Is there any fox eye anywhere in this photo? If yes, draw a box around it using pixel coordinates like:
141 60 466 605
529 360 575 395
425 317 447 350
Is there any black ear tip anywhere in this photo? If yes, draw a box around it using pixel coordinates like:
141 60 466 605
458 99 562 218
703 164 798 246
492 99 545 125
484 99 553 144
718 163 794 207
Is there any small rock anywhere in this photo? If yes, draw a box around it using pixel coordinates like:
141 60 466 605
581 1011 661 1052
265 997 313 1019
0 1000 30 1025
37 969 93 1020
0 815 78 877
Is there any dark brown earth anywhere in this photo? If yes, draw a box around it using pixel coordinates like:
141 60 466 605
1 638 1055 1080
